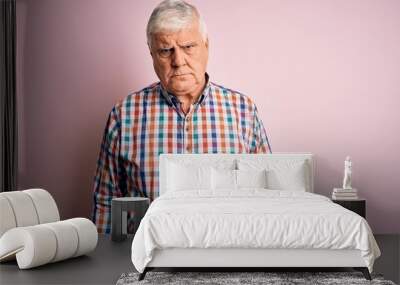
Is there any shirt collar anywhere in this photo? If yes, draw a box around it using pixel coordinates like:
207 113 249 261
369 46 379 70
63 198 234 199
160 73 211 108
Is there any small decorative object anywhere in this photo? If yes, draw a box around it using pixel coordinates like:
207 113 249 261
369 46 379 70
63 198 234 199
342 156 352 189
332 156 358 200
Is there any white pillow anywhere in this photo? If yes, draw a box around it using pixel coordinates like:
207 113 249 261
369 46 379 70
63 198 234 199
167 161 212 191
211 168 268 190
266 165 307 191
238 159 309 191
236 169 267 189
211 168 237 190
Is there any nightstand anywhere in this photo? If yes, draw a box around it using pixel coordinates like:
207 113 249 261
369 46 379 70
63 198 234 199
111 197 150 242
332 198 366 218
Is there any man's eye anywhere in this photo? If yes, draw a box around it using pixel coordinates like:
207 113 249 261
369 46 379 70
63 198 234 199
183 44 196 53
159 48 173 57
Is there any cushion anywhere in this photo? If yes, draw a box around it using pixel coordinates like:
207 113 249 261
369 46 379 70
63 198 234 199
0 189 60 238
66 218 98 257
161 156 236 195
211 168 237 190
266 164 307 191
236 169 267 189
23 189 60 224
238 159 309 191
42 221 78 262
0 196 16 237
0 191 39 227
211 168 268 190
167 161 212 191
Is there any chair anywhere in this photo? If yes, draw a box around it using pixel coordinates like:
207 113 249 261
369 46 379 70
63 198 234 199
0 189 98 269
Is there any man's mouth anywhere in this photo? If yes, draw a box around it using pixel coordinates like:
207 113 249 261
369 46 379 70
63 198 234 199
172 72 190 77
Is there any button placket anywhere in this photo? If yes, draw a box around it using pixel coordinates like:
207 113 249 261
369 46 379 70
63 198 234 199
183 103 197 153
185 116 190 132
185 103 197 152
184 115 191 153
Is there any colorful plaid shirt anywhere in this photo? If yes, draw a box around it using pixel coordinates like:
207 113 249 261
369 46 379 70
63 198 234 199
92 74 272 233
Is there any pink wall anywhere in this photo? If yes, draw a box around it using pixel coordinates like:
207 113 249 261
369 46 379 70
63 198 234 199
17 0 400 233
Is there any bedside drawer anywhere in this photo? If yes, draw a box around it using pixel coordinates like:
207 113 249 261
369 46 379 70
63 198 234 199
332 199 366 218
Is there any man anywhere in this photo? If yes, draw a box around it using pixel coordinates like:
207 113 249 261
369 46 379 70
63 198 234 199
92 0 272 234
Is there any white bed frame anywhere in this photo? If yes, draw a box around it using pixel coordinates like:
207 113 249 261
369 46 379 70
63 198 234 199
140 153 370 280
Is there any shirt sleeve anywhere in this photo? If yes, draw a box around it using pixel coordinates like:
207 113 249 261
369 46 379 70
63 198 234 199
92 105 124 234
249 105 272 154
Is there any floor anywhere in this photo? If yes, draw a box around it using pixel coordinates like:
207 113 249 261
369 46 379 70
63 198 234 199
373 234 400 284
0 234 398 285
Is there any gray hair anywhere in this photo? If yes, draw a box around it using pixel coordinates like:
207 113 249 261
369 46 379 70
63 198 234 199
146 0 208 49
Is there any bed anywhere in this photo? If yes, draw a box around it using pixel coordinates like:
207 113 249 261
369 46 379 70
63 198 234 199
131 153 381 281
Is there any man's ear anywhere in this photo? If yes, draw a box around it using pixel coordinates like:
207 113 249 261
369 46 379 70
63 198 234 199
148 43 154 57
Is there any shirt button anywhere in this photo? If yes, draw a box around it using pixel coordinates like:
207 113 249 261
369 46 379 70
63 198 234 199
186 146 190 151
185 127 189 132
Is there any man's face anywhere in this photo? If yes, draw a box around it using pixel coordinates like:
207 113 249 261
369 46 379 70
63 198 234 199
149 19 209 97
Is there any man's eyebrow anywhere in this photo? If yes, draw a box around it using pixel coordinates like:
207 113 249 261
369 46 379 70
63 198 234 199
158 46 173 50
178 41 198 47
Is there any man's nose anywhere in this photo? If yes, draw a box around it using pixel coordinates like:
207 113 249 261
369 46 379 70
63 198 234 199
171 48 185 67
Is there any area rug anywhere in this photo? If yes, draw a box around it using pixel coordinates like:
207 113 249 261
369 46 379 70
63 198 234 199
116 271 396 285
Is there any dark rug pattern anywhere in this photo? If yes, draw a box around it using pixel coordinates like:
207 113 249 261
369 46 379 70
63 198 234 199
116 271 396 285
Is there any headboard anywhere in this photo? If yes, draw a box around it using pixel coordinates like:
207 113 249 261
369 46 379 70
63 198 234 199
158 153 314 196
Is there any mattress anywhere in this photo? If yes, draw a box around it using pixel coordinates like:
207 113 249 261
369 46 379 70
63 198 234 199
131 189 380 273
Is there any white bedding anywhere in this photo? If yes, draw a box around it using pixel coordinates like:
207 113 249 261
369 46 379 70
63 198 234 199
131 189 380 273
